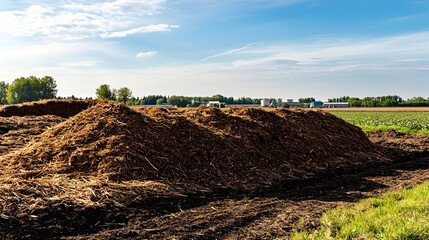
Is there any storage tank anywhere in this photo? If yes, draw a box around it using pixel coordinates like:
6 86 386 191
261 98 270 107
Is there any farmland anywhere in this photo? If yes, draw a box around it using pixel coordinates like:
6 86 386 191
330 111 429 135
0 100 429 239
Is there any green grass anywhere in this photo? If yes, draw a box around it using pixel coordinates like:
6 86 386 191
290 182 429 240
331 112 429 135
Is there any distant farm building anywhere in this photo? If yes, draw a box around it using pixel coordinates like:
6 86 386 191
284 99 304 108
205 101 223 108
323 102 350 108
310 101 324 108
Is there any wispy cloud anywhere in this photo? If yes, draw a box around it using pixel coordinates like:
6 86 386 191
200 43 256 62
136 51 158 58
386 13 428 23
213 31 429 74
101 24 179 38
0 0 176 40
64 0 166 15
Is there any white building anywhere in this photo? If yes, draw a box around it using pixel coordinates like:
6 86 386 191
206 101 222 107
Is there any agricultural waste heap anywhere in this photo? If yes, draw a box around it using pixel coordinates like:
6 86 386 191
0 101 392 237
0 99 96 118
3 101 390 191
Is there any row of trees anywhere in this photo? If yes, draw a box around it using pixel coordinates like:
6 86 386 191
0 76 57 104
298 97 316 104
2 78 429 108
124 94 264 107
94 85 266 107
0 79 267 107
94 85 429 108
327 95 429 107
95 84 133 103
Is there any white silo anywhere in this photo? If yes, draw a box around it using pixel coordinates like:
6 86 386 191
261 98 270 107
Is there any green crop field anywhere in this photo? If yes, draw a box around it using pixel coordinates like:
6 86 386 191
331 111 429 135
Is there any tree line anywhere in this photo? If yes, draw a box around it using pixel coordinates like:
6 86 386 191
0 76 57 104
0 77 266 106
326 95 429 107
2 76 429 108
95 84 265 107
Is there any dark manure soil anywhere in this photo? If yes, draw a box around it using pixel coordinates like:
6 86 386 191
367 129 429 154
0 99 96 118
1 101 426 239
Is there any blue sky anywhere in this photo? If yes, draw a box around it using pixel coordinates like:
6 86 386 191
0 0 428 100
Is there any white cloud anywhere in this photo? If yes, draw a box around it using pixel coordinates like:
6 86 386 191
136 51 158 58
64 0 166 15
0 0 176 40
101 24 179 38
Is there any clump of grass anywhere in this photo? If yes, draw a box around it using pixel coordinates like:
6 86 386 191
290 181 429 240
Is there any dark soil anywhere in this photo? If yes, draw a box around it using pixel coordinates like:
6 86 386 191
367 129 429 153
67 155 429 240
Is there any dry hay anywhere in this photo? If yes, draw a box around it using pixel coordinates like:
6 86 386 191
0 99 96 118
0 101 390 237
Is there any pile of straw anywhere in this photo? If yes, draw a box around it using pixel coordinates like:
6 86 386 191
0 101 390 237
2 101 390 190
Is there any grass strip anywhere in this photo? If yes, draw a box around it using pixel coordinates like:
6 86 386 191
290 181 429 240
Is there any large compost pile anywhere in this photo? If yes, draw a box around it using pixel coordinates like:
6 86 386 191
3 101 389 190
0 100 390 238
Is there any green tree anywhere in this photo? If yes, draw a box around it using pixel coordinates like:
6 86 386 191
156 98 164 105
116 87 132 103
0 81 9 104
348 97 362 107
38 76 57 99
6 76 57 104
96 84 116 100
168 95 191 107
298 97 315 103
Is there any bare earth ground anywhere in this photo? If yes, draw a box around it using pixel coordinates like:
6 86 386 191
70 155 429 240
1 116 429 240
